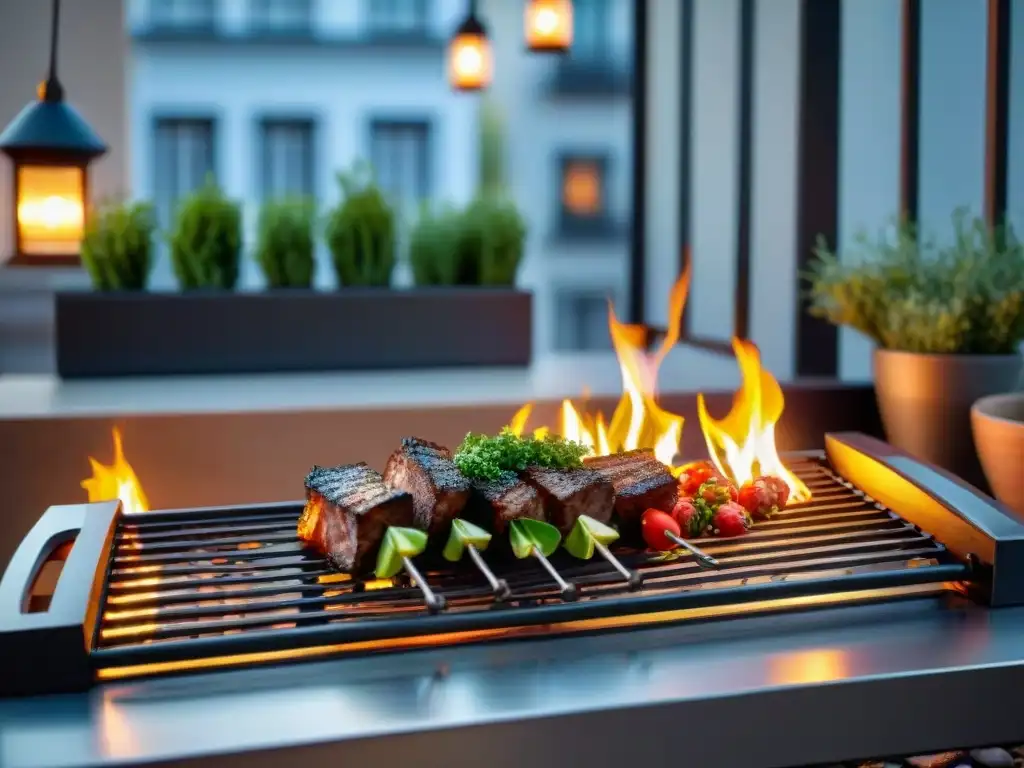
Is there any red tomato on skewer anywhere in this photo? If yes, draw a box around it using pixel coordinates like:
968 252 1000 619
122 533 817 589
641 508 681 551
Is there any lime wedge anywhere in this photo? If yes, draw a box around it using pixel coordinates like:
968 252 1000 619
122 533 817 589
509 518 561 559
564 515 620 560
375 526 429 579
442 518 493 562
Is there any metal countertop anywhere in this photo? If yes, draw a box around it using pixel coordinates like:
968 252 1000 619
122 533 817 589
3 597 1024 768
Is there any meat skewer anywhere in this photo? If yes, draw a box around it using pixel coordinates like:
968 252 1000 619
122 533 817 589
442 518 511 601
584 449 678 531
299 463 414 574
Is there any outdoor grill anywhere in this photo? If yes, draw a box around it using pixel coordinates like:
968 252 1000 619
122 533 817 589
3 431 1024 700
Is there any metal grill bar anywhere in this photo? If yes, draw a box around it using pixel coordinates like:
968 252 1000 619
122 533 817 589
91 457 971 672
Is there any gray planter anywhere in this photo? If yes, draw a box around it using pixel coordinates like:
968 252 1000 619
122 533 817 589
873 349 1023 490
55 288 533 378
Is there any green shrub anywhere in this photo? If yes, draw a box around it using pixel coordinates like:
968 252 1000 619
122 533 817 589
254 197 316 289
168 178 242 290
324 165 396 287
805 210 1024 354
409 196 526 288
80 200 156 291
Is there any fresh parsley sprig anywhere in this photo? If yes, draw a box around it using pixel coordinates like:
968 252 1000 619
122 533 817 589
454 428 591 481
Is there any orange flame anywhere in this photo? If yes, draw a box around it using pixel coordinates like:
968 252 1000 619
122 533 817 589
82 428 150 514
697 339 811 502
508 259 810 500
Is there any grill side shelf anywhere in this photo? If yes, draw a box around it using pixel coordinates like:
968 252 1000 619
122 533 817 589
825 432 1024 607
0 501 121 697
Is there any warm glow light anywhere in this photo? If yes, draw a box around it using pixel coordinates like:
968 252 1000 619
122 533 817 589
697 339 812 502
525 0 574 52
16 165 85 255
768 648 850 686
82 428 150 515
449 28 492 92
506 258 810 499
563 161 602 215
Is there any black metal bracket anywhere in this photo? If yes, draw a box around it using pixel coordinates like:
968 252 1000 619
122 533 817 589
825 432 1024 607
0 501 120 697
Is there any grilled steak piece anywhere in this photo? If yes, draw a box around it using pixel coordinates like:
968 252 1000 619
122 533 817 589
466 475 544 533
298 463 414 573
584 449 678 528
383 437 471 536
522 466 615 534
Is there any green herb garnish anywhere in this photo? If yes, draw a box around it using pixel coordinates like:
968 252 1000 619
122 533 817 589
453 428 590 481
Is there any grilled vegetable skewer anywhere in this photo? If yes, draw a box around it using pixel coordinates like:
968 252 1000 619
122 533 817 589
565 515 642 590
443 518 510 600
375 527 446 613
509 518 577 601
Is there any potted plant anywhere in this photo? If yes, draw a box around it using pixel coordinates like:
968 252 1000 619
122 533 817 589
80 200 157 291
169 177 243 290
254 197 316 289
806 211 1024 488
410 196 526 287
325 165 395 288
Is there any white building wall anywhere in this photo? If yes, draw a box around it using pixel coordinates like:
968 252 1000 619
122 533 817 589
129 0 477 291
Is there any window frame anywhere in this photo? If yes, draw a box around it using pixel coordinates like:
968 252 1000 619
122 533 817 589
366 117 434 213
553 287 619 352
364 0 431 38
247 0 314 35
148 0 217 31
255 116 318 202
150 114 219 229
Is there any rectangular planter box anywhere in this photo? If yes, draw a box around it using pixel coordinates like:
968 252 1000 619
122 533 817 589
55 288 533 378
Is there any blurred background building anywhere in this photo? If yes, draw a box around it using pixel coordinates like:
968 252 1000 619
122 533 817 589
128 0 637 356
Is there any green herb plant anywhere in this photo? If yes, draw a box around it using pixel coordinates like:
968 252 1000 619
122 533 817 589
324 164 396 287
409 196 526 288
254 197 317 289
453 428 591 482
805 210 1024 354
168 177 243 290
80 200 157 291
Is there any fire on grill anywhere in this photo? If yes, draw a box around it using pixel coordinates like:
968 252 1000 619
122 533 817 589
4 269 1024 698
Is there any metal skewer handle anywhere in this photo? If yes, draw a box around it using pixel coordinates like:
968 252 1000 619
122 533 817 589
466 544 511 601
665 532 719 570
402 556 446 613
532 548 578 601
594 541 643 590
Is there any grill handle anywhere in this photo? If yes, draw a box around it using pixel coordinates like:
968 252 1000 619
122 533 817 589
0 501 120 697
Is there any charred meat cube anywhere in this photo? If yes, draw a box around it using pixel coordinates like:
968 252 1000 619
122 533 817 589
466 475 544 534
383 437 471 536
298 463 414 573
522 466 615 535
584 449 678 528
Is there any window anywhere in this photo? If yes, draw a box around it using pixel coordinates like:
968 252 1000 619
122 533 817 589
152 118 216 228
366 0 430 35
249 0 313 33
258 119 315 199
571 0 611 63
149 0 216 29
369 120 432 214
555 290 615 351
558 154 612 236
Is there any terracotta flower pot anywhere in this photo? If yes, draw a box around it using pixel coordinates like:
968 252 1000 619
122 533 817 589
972 392 1024 517
873 349 1023 490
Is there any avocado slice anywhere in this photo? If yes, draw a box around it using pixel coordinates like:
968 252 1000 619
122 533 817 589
442 518 493 562
564 515 620 560
509 518 561 559
374 526 429 579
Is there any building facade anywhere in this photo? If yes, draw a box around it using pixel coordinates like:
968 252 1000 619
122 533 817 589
128 0 634 354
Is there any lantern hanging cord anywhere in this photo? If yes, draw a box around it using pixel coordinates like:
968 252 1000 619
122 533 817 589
468 0 478 18
44 0 65 101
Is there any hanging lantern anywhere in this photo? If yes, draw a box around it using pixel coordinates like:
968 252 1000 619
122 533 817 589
525 0 573 53
449 3 492 92
0 0 106 266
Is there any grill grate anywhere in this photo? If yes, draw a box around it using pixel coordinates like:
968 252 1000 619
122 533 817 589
90 456 970 677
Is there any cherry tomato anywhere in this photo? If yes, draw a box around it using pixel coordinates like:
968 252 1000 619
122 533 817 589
641 508 681 551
